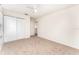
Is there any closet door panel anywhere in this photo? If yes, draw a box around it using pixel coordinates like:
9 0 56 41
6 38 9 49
4 16 16 42
16 19 27 39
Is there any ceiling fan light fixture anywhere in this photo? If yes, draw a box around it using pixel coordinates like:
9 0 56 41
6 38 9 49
34 9 37 13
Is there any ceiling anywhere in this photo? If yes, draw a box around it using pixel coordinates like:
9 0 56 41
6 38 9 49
1 4 74 19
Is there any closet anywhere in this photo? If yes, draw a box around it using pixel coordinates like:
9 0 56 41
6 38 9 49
4 16 27 42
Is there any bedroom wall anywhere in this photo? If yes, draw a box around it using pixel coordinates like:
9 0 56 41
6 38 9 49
30 19 35 36
37 5 79 49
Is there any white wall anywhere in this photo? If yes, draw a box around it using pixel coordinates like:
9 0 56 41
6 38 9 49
37 5 79 49
30 19 35 36
23 16 30 38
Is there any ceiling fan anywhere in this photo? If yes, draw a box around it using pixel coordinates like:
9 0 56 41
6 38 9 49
24 4 40 15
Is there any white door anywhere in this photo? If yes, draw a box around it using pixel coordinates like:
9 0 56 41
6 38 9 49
4 16 16 42
0 10 3 51
16 18 27 39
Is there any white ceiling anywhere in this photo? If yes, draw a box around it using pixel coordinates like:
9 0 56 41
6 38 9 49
1 4 74 19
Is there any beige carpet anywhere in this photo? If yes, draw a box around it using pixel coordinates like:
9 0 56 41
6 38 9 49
1 36 79 55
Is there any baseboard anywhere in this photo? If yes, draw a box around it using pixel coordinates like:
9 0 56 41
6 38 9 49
30 35 36 37
37 36 79 49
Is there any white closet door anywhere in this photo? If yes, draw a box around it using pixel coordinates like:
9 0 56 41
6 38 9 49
0 10 3 50
16 18 27 39
4 16 16 42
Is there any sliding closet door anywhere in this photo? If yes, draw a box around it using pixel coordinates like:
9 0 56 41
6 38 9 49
16 18 27 39
4 16 16 42
0 8 3 50
4 16 27 42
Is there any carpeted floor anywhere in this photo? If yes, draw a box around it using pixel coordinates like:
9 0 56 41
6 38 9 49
1 36 79 55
